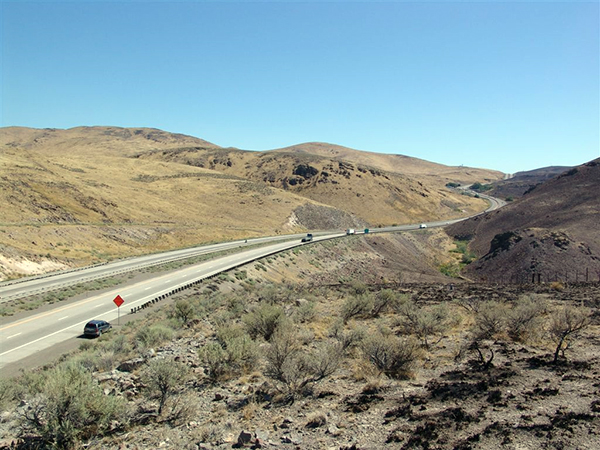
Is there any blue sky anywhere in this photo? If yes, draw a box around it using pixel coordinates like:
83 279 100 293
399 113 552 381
1 1 598 174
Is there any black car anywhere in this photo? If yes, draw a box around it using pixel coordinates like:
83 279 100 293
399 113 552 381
301 233 313 242
84 320 112 337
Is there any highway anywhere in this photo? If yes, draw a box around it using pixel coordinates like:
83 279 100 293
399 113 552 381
0 234 312 301
0 189 504 373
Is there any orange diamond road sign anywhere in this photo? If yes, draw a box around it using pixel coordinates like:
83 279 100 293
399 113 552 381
113 295 124 307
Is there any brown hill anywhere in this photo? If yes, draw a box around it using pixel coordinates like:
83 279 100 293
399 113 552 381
447 159 600 282
489 166 573 200
0 126 498 280
137 145 499 227
272 142 502 184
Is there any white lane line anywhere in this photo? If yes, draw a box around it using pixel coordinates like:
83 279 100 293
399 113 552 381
6 333 22 340
144 287 151 290
165 279 172 283
93 304 103 308
58 316 69 321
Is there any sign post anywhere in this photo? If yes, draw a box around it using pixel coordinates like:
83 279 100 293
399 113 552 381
113 295 124 325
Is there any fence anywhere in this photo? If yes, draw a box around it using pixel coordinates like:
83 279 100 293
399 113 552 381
480 267 600 285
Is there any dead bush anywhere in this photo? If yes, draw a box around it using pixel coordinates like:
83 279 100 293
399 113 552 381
371 289 402 317
472 301 508 339
395 299 450 349
548 305 591 364
142 357 190 416
505 295 547 343
329 320 366 353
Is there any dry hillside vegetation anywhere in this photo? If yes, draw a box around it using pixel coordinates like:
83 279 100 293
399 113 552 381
136 145 499 227
0 126 498 280
0 235 598 450
272 142 502 183
448 159 600 283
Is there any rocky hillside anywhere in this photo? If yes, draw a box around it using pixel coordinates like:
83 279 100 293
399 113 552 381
0 126 499 280
447 159 600 283
135 145 500 227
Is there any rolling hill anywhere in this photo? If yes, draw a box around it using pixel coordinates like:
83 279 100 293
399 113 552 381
0 126 501 280
489 166 573 200
447 159 600 283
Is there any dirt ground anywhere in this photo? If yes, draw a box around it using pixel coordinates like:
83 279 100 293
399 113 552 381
1 236 598 450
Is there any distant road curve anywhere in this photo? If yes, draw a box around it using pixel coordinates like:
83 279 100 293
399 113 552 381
0 189 504 372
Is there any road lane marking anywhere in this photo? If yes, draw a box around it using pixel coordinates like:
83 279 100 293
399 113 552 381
6 333 21 339
58 316 69 321
93 304 103 308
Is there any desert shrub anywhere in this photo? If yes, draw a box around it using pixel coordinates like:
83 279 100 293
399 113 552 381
142 357 190 416
264 327 300 383
195 424 223 445
107 334 132 356
505 295 547 343
455 296 483 313
341 293 374 323
548 305 591 363
216 323 247 345
0 378 15 410
226 334 260 373
199 293 224 313
265 328 340 397
202 326 260 381
171 299 196 324
361 333 421 379
257 283 298 304
225 294 247 316
242 303 286 341
550 281 564 291
71 349 117 373
234 270 248 281
329 320 367 353
305 412 328 428
395 300 450 349
199 342 230 382
371 289 401 317
135 324 174 348
293 300 317 323
349 281 369 296
472 301 508 339
306 341 342 380
14 361 125 449
167 392 199 427
11 371 46 402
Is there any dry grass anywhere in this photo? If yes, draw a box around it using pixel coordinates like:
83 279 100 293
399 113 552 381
0 126 499 280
